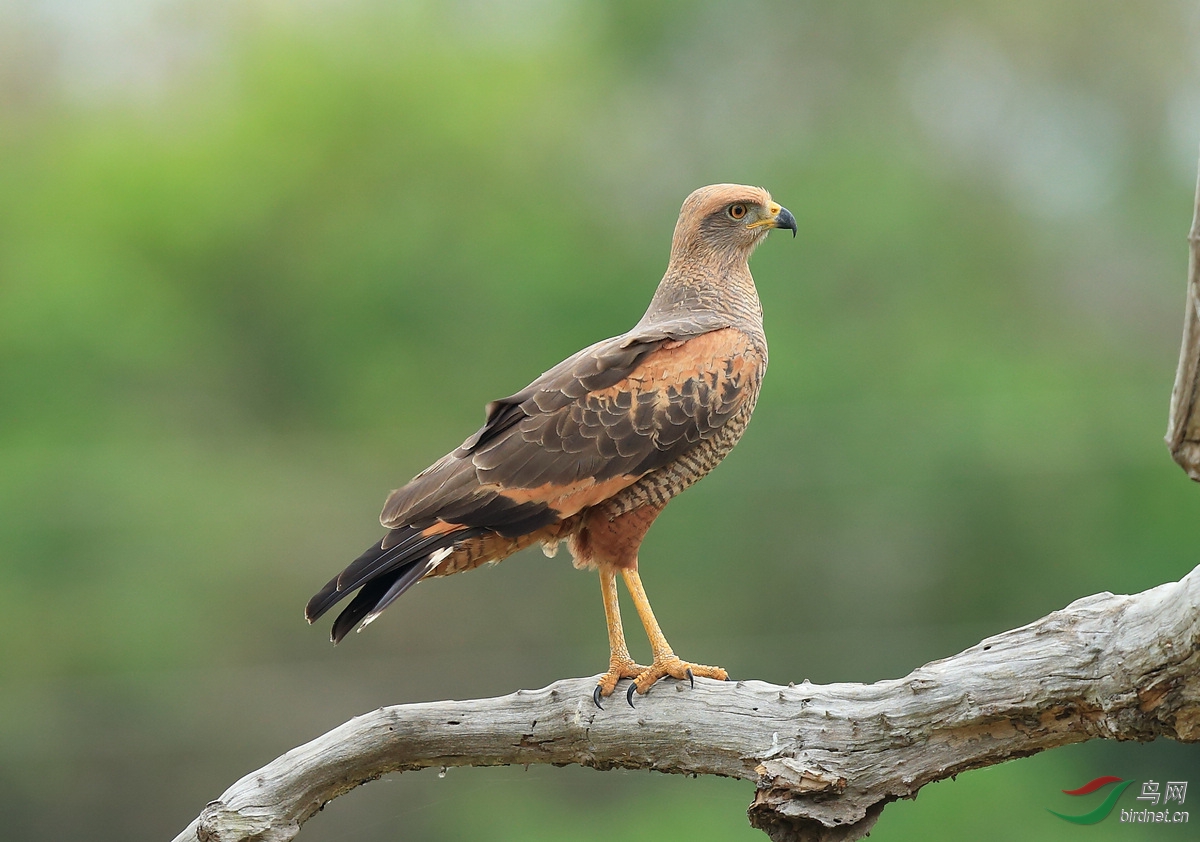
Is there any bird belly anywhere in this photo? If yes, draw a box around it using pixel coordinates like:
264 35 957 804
567 503 663 570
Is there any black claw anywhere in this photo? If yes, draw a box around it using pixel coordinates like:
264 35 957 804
686 668 695 689
626 681 638 707
593 685 604 710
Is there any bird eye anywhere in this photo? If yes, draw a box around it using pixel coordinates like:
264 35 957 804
728 203 748 220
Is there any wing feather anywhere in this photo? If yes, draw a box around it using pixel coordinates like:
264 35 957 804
378 324 762 532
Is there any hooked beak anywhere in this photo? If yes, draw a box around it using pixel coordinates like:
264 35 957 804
774 206 797 238
749 202 798 238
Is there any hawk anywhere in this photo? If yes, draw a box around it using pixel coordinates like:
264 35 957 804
306 184 795 706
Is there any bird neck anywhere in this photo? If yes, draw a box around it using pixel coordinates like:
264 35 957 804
639 251 763 330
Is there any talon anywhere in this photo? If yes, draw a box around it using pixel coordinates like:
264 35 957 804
593 685 604 710
626 681 638 707
616 657 727 696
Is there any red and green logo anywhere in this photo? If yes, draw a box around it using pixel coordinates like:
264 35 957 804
1049 776 1133 824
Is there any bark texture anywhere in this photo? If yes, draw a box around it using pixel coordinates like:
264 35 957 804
174 563 1200 842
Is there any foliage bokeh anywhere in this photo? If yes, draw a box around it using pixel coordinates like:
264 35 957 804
1 1 1197 839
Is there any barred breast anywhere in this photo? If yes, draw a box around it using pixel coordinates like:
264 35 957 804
602 364 765 519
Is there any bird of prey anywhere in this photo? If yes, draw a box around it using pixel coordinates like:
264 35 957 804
306 183 795 706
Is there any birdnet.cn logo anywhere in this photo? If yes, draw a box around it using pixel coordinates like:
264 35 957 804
1048 776 1189 825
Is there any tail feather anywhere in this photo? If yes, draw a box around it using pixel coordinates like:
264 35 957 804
353 546 454 634
328 558 425 643
306 527 448 623
333 526 449 598
305 526 483 640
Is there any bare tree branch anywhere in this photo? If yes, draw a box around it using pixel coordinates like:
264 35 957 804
174 563 1200 842
1166 145 1200 478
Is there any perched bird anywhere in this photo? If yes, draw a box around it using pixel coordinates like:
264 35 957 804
306 184 795 706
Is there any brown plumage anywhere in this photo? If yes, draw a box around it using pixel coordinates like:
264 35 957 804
306 184 796 702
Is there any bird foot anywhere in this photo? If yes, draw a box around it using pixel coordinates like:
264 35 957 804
593 657 649 708
626 656 728 705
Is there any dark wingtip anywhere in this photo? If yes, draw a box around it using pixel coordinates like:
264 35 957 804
305 577 342 624
329 600 369 644
330 616 354 645
304 534 413 627
304 599 323 625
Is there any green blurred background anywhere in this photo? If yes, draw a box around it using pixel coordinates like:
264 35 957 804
2 1 1198 839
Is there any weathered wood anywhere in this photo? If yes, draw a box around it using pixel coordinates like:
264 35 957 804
174 563 1200 842
1166 148 1200 478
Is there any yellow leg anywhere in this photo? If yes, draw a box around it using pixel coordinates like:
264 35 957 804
593 567 647 706
621 567 728 700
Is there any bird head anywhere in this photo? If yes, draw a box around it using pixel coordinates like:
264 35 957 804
670 184 796 263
